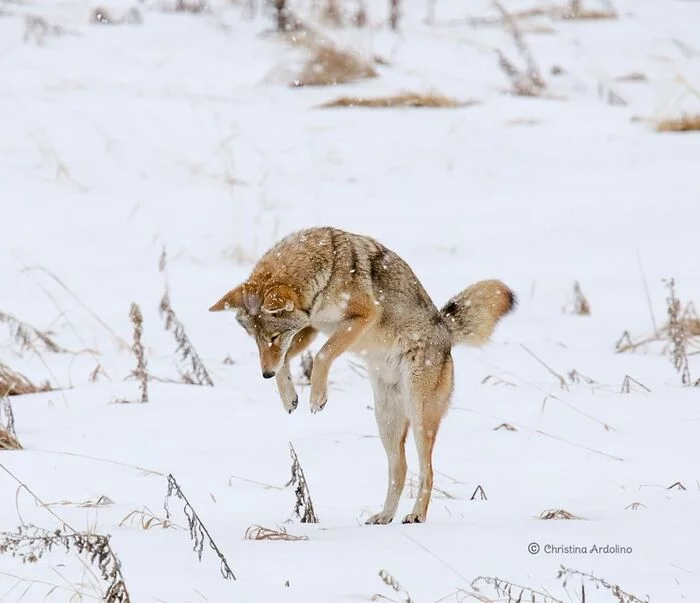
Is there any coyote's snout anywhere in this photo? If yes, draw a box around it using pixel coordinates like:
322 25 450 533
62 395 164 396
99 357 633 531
210 227 515 523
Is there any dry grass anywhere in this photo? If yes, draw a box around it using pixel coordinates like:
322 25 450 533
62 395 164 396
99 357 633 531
0 426 22 450
570 281 591 315
620 375 651 394
120 507 173 530
376 569 414 603
244 524 309 541
164 474 236 580
665 279 692 384
286 443 318 523
562 4 617 20
655 114 700 132
90 6 141 25
300 351 313 384
0 311 67 354
291 42 377 87
318 91 474 108
0 397 21 450
539 508 582 520
128 303 149 403
0 525 130 602
472 576 562 603
0 363 51 397
557 567 648 603
493 1 547 97
159 293 214 386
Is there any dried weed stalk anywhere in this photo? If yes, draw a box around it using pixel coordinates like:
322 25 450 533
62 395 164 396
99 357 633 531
470 485 488 500
175 0 208 12
159 293 214 386
128 303 149 403
472 576 563 603
0 396 21 449
616 283 699 377
318 91 474 108
539 508 582 520
164 474 236 579
286 443 319 523
569 281 591 315
494 1 547 97
1 396 18 438
558 566 649 602
482 374 517 387
521 345 569 391
91 6 142 25
389 0 401 30
300 351 313 384
620 375 650 394
0 525 130 602
665 278 692 385
567 369 597 385
494 422 517 431
244 524 309 541
375 569 413 603
22 15 76 45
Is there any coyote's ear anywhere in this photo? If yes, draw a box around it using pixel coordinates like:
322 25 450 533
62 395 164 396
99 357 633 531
262 284 298 315
209 284 244 312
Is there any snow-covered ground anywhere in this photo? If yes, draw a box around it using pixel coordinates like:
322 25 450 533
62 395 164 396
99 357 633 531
1 0 699 600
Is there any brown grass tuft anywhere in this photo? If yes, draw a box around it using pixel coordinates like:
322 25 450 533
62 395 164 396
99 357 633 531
655 114 700 132
0 426 22 450
318 91 474 108
562 1 617 20
291 43 377 87
0 363 51 397
244 524 309 541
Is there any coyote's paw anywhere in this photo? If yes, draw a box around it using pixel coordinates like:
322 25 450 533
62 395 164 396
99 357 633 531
365 512 394 525
309 386 327 414
283 394 298 414
276 369 298 414
401 513 425 524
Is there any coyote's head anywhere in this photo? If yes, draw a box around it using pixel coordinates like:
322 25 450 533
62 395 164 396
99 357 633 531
209 283 309 378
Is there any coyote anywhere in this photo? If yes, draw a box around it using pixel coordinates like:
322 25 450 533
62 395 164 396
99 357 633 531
210 227 515 524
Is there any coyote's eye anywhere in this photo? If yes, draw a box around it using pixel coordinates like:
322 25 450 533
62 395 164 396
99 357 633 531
270 333 281 344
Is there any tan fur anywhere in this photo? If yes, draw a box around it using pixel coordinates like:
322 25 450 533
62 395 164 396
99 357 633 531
209 227 516 524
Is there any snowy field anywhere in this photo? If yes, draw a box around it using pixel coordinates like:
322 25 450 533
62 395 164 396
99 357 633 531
1 0 700 600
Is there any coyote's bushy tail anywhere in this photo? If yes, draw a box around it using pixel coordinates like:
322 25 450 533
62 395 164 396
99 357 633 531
441 279 516 347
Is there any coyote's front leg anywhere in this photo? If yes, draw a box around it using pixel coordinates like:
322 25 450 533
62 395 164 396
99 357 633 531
310 298 377 413
276 326 317 414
